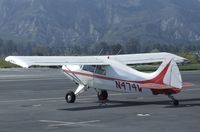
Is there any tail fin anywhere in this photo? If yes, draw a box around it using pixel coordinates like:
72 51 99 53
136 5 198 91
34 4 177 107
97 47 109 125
152 58 182 89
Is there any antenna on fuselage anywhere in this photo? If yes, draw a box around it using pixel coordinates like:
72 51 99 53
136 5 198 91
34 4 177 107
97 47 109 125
98 48 104 55
116 49 122 55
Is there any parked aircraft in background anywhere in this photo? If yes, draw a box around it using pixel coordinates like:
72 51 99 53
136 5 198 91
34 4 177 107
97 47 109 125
5 52 189 106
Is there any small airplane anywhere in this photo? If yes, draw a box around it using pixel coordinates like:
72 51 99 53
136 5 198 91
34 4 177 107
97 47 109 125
5 52 189 106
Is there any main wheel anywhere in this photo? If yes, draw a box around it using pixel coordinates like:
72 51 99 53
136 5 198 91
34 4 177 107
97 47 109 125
173 100 179 106
97 90 108 101
65 91 76 103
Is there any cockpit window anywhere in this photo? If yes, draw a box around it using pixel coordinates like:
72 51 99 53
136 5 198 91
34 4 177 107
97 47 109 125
82 65 96 73
82 65 106 75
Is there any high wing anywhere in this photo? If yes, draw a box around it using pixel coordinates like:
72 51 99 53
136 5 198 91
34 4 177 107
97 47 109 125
5 52 186 68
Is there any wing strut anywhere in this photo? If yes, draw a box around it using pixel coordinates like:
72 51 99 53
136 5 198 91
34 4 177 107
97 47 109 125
65 66 85 85
64 67 87 95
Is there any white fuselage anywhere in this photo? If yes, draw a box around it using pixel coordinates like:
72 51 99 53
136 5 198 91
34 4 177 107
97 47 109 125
62 65 144 93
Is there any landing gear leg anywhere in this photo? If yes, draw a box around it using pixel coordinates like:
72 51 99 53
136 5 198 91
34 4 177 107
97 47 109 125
97 90 108 105
65 91 76 103
168 95 179 106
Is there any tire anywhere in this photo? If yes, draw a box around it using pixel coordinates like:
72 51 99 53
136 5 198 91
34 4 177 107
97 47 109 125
97 90 108 101
65 91 76 103
173 100 179 106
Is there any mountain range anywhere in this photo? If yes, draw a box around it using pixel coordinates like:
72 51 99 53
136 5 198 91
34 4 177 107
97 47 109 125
0 0 200 47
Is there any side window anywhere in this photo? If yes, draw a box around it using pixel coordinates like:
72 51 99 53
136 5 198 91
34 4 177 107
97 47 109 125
95 66 106 75
82 65 96 73
82 65 106 75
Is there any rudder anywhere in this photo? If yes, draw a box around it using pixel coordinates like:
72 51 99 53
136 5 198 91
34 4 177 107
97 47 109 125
163 59 182 89
152 58 183 89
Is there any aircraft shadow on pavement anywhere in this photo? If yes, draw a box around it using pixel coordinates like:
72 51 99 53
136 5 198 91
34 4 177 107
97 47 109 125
165 98 200 108
58 98 200 111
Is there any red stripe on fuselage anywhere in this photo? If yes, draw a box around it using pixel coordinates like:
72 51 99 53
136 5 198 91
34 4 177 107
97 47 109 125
63 70 118 81
63 61 170 84
135 61 171 84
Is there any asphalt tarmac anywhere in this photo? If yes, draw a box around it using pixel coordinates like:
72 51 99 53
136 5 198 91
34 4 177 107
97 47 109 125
0 68 200 132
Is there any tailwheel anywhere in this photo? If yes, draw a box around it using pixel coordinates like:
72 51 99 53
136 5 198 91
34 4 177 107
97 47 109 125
65 91 76 103
173 99 179 106
168 95 179 106
97 90 108 103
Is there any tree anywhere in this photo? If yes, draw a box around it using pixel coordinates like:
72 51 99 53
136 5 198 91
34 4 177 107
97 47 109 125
91 42 110 55
32 45 51 56
125 38 141 54
110 43 124 54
